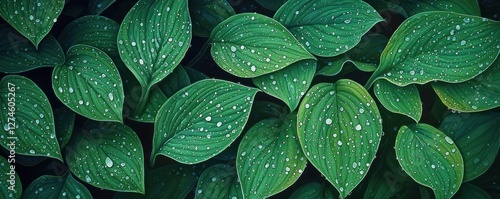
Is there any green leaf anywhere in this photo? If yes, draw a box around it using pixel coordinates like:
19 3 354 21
209 13 315 78
23 173 92 199
66 121 145 193
184 67 209 82
189 0 236 37
0 75 62 161
54 106 75 149
439 112 500 182
432 57 500 112
395 123 464 199
254 0 288 11
0 0 64 48
454 183 492 199
157 66 191 97
52 44 124 122
289 182 338 199
237 114 306 198
114 164 197 199
252 60 316 111
125 86 167 123
89 0 116 15
401 0 481 17
0 24 64 74
152 79 259 164
367 11 500 87
297 79 383 198
274 0 384 57
364 0 409 18
195 164 242 199
374 79 422 122
0 156 21 199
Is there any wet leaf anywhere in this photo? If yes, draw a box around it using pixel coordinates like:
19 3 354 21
254 0 288 11
395 123 464 199
66 121 145 194
274 0 384 57
157 66 191 97
210 13 315 78
253 60 316 111
52 44 124 122
184 67 209 82
0 75 62 161
0 24 64 74
23 173 92 199
152 79 259 164
297 79 383 198
0 156 21 199
440 112 500 182
0 0 64 48
289 182 337 199
364 0 408 18
401 0 481 17
89 0 116 15
125 86 167 123
237 114 306 198
189 0 235 37
366 11 500 87
195 164 242 199
54 106 75 149
454 183 492 199
374 79 422 122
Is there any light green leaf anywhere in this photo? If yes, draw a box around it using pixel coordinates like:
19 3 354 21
189 0 235 37
253 60 316 111
297 79 383 198
440 112 500 182
374 79 422 122
0 0 64 48
89 0 116 15
195 164 242 199
152 79 259 164
0 156 21 199
432 57 500 112
237 114 306 198
0 24 64 74
274 0 384 57
209 13 315 78
22 173 92 199
395 123 464 199
54 106 75 149
401 0 481 17
289 182 338 199
366 11 500 87
52 44 124 122
0 75 62 161
254 0 288 11
118 0 191 114
66 121 145 193
454 183 492 199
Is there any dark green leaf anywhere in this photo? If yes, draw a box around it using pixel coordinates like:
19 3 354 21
254 0 288 11
125 86 167 123
54 106 75 149
88 0 116 15
157 66 191 97
454 183 492 199
0 156 21 199
195 164 242 199
22 173 92 199
289 182 338 199
184 67 209 82
374 79 422 122
364 0 408 18
189 0 235 37
401 0 481 17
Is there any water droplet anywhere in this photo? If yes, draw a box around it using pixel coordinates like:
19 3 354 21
431 164 436 169
85 175 91 182
105 157 113 167
39 114 44 118
338 141 343 146
444 136 454 144
460 40 466 45
250 66 256 72
230 46 237 52
325 118 333 125
355 124 362 131
69 87 74 93
30 150 35 154
3 124 9 131
217 122 222 127
344 19 351 24
205 116 212 121
108 93 114 100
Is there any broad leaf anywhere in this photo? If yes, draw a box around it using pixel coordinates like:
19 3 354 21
152 79 259 164
237 114 306 198
157 66 191 97
254 0 288 11
432 57 500 112
66 121 145 193
210 13 315 78
125 86 167 123
253 60 316 111
289 182 338 199
0 156 21 199
297 79 383 198
440 112 500 182
195 164 242 199
0 75 61 161
364 0 409 18
401 0 481 17
0 0 64 48
454 183 492 199
0 24 64 74
366 11 500 87
374 79 422 122
185 67 209 82
395 123 464 199
52 44 124 122
54 106 75 149
23 173 92 199
274 0 384 57
89 0 116 15
189 0 235 37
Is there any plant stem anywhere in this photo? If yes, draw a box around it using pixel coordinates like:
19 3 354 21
133 86 150 116
185 40 211 68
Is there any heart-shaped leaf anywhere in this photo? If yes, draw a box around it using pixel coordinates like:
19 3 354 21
439 112 500 182
209 13 315 78
374 79 422 122
395 123 464 199
252 60 316 111
0 75 62 161
274 0 384 57
195 164 242 199
400 0 481 17
237 114 306 198
0 0 64 48
432 57 500 112
66 121 145 193
52 44 124 122
89 0 116 15
289 182 338 199
23 173 92 199
254 0 288 11
54 106 75 149
0 24 64 74
0 156 22 199
189 0 235 37
366 11 500 87
152 79 259 164
297 79 383 198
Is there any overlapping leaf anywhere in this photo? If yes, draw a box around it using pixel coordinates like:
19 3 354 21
54 106 75 149
89 0 116 15
374 79 422 122
189 0 235 37
289 182 338 199
23 173 92 199
454 183 492 199
0 156 21 199
255 0 288 11
401 0 481 17
195 164 242 199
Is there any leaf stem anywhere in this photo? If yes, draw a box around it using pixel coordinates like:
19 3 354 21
185 40 211 68
133 87 150 116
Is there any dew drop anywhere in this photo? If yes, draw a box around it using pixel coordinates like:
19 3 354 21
108 93 114 100
205 116 212 121
355 124 362 131
444 136 454 144
105 157 113 167
325 118 333 125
